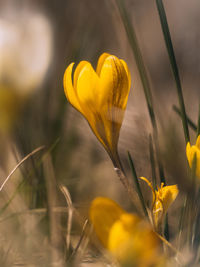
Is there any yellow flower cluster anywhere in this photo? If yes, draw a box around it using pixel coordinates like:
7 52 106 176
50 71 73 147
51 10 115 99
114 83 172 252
90 197 164 267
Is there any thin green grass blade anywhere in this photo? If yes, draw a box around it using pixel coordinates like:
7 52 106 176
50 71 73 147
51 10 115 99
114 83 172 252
173 105 197 132
127 152 148 218
156 0 190 143
115 0 166 185
115 0 157 131
149 134 157 190
164 213 169 241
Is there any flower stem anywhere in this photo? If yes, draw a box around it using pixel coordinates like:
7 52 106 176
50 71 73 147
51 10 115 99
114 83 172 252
112 153 144 216
113 167 139 210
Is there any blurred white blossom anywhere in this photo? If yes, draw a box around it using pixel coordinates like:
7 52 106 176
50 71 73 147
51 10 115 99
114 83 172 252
0 7 52 95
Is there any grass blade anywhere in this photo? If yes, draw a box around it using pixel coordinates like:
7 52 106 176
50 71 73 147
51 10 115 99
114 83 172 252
156 0 190 143
115 0 166 185
173 105 197 132
149 135 157 190
127 152 148 218
164 214 170 241
115 0 157 131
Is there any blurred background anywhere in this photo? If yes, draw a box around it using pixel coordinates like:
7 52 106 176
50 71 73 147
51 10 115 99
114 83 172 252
0 0 200 266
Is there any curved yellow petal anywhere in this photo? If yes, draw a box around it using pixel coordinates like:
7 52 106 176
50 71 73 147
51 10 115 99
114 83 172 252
63 62 83 113
140 176 154 192
73 61 88 90
76 62 100 111
97 55 130 155
139 176 156 204
186 137 200 177
89 197 124 248
187 145 200 177
186 141 192 166
196 135 200 150
191 148 200 177
158 185 178 212
120 59 131 90
108 213 162 267
99 55 130 110
108 213 141 253
96 52 110 76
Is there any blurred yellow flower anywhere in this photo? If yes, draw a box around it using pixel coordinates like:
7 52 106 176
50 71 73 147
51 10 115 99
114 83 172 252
186 135 200 178
140 177 178 230
63 53 131 166
90 197 164 267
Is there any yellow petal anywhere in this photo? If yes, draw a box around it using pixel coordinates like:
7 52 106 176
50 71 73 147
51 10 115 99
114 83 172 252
63 62 83 113
89 197 124 248
186 141 192 166
140 176 154 192
186 137 200 178
108 213 141 253
108 213 162 267
76 62 100 111
153 198 163 228
139 176 156 204
187 145 200 177
120 59 131 90
73 61 88 90
99 55 130 110
196 135 200 150
157 185 178 213
96 52 110 76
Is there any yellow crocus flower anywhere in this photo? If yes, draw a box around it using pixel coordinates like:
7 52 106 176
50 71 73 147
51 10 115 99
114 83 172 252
186 135 200 178
89 197 164 267
63 53 131 167
140 177 178 230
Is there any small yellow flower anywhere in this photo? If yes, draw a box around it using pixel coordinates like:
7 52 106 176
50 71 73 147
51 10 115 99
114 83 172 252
89 197 164 267
186 135 200 178
63 53 131 166
140 177 178 230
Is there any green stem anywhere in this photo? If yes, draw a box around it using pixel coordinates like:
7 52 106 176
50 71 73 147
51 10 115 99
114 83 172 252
112 151 141 214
